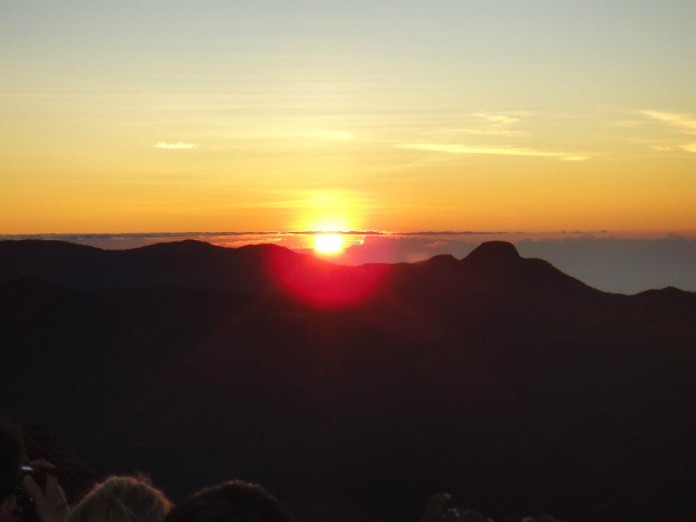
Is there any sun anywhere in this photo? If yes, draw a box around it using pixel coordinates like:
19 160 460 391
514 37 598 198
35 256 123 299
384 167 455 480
313 233 345 256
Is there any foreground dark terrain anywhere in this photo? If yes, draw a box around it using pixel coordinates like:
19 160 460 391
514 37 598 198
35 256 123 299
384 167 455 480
1 240 695 522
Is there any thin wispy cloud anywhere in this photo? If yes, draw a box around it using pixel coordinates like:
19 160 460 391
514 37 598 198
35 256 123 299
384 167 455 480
398 143 590 161
640 111 696 154
650 143 696 154
642 111 696 133
155 142 198 150
471 113 526 127
432 112 530 138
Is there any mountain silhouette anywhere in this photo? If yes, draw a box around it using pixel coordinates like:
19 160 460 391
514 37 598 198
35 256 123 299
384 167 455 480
0 239 601 301
1 239 695 522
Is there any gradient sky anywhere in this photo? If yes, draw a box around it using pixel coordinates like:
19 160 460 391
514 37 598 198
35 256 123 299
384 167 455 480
1 0 695 234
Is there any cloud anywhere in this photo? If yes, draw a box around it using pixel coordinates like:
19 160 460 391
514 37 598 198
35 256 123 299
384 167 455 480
155 142 198 150
471 112 524 127
397 143 590 161
405 112 593 160
642 111 696 133
434 112 530 138
640 111 696 153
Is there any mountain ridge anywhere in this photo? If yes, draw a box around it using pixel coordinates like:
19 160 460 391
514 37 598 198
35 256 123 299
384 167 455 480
1 239 695 522
0 239 613 296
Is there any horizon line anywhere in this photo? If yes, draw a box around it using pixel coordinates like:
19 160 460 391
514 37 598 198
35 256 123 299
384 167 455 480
0 229 635 238
3 230 696 242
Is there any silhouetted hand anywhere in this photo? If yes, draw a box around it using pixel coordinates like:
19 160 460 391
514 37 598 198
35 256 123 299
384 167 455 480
422 493 493 522
21 460 69 522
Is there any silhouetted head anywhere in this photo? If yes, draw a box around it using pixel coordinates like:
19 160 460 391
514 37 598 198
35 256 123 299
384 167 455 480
164 480 296 522
0 416 23 521
69 475 172 522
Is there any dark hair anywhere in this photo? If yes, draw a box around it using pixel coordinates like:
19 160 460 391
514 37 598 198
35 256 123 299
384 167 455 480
164 480 296 522
0 415 23 503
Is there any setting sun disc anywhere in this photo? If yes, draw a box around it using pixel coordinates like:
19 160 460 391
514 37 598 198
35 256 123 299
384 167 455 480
313 233 345 256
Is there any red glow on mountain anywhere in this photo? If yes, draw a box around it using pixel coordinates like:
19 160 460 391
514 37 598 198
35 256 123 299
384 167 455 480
265 248 388 308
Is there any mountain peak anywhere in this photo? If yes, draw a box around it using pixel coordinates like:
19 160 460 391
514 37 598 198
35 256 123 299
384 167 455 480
416 254 458 267
465 241 520 263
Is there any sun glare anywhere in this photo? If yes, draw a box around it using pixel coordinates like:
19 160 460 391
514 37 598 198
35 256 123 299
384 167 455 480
313 233 345 256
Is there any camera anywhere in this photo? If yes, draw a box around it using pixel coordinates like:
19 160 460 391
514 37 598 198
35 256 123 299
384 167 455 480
20 465 48 490
14 464 49 522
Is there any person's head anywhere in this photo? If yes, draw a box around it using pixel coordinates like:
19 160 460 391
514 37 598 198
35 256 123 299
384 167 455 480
164 480 296 522
0 416 23 522
68 475 171 522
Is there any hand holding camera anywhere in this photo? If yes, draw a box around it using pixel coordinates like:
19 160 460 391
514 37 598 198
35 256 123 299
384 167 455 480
19 460 69 522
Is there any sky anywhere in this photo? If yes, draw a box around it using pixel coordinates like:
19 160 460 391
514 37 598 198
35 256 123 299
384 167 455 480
1 0 695 236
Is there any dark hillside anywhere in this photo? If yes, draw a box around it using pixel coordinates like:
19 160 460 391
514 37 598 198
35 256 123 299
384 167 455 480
1 240 695 522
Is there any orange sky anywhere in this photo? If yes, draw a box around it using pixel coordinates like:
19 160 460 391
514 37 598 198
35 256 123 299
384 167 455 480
1 1 695 235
